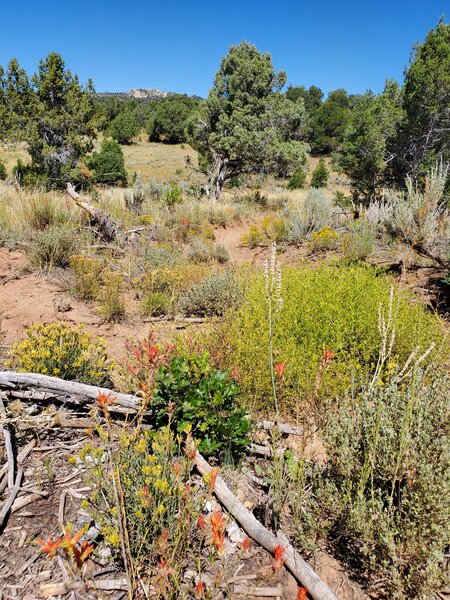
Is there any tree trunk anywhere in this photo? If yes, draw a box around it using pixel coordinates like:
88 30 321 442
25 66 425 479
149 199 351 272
207 155 229 201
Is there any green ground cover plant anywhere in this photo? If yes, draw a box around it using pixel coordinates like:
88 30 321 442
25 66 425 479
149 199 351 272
216 262 446 412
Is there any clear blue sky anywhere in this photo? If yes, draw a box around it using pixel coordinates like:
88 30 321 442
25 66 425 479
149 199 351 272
0 1 447 98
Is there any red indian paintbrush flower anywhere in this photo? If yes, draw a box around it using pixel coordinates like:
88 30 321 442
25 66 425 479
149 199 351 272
275 362 286 378
36 535 62 558
321 348 336 366
96 391 115 410
240 537 251 550
73 540 94 569
297 587 308 600
197 514 206 530
210 510 225 553
272 543 286 572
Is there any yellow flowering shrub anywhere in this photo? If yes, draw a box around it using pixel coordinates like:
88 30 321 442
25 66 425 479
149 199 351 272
78 427 220 590
241 225 263 248
6 322 113 385
260 215 287 242
309 226 340 252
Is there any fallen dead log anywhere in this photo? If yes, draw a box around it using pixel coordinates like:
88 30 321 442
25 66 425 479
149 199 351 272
0 467 23 529
255 420 302 436
0 373 302 437
0 372 140 415
195 451 339 600
40 578 129 597
67 183 122 243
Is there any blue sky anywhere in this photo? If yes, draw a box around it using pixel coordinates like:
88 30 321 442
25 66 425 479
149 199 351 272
0 1 447 97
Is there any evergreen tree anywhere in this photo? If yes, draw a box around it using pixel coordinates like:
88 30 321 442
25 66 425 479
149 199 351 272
395 20 450 180
310 157 329 187
0 52 96 188
309 89 352 154
147 95 199 143
334 81 404 203
188 41 308 200
88 139 128 186
107 110 139 144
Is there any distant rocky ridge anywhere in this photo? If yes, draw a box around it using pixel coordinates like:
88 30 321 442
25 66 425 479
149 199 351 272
96 88 170 100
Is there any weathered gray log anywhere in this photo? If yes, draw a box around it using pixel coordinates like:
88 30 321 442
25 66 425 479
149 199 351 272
0 372 140 415
195 452 339 600
67 183 122 243
255 420 302 436
0 372 302 435
0 467 23 529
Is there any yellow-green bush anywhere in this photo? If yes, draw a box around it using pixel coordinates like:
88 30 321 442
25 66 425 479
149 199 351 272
216 263 446 412
69 255 103 300
6 322 113 385
241 225 263 248
260 215 287 242
97 271 125 322
309 226 339 252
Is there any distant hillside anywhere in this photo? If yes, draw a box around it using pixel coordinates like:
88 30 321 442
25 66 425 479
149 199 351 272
96 88 169 101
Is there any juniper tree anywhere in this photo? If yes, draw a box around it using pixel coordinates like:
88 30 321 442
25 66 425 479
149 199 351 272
0 52 96 188
394 19 450 180
188 41 308 200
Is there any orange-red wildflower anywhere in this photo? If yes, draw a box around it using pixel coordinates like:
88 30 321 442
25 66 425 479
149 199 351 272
197 514 206 530
272 543 286 572
61 527 84 551
195 581 206 597
96 391 115 410
208 468 219 492
73 540 94 569
36 535 62 558
297 587 308 600
275 362 286 379
240 537 252 550
321 348 336 366
210 510 225 553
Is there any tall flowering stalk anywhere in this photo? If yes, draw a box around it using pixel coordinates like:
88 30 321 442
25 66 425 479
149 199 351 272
264 243 285 530
264 242 283 421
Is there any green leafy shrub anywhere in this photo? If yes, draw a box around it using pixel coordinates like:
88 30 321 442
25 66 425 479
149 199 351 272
153 353 251 457
287 166 307 189
341 219 376 261
162 184 183 207
310 157 329 188
290 368 450 599
178 271 242 317
140 291 171 317
0 160 7 179
29 225 77 269
88 140 128 186
6 322 112 385
107 111 139 144
218 263 445 410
